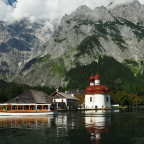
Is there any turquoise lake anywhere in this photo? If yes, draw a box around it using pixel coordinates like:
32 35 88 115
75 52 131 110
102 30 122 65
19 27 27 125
0 110 144 144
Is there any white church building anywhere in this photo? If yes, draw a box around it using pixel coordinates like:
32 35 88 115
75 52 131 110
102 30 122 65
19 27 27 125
85 74 111 109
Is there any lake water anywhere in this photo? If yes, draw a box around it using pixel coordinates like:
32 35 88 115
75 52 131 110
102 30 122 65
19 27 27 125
0 110 144 144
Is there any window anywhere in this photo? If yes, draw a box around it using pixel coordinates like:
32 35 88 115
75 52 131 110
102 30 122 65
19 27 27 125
90 97 92 102
16 98 19 103
26 97 29 102
107 97 109 102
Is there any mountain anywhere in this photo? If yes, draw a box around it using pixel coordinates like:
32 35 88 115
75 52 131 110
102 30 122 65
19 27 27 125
0 19 53 81
14 0 144 88
108 0 144 24
0 0 144 90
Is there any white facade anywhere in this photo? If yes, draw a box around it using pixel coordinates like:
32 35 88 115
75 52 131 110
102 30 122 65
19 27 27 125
53 98 67 106
85 94 111 109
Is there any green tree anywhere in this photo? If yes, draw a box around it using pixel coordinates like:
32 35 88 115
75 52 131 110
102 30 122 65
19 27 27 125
116 91 129 106
111 93 118 104
128 93 143 106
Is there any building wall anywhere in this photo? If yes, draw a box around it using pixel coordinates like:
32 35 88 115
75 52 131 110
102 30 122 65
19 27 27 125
105 95 111 108
67 99 78 110
85 94 94 109
53 98 67 106
93 94 106 108
53 98 78 110
85 94 111 109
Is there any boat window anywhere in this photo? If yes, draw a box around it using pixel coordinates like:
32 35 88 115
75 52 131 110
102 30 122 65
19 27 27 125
18 106 23 110
3 106 6 110
30 106 35 110
7 105 11 110
12 106 17 110
43 105 48 110
24 106 29 110
37 105 42 110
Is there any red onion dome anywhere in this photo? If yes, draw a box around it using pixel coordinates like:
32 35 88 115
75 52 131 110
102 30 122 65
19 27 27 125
95 74 100 80
89 75 94 82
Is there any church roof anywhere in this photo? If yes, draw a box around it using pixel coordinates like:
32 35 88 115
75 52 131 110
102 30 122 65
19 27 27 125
86 85 109 94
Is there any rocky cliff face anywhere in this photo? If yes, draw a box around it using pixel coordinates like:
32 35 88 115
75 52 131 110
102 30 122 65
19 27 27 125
43 0 144 63
0 19 53 81
108 0 144 24
1 0 144 87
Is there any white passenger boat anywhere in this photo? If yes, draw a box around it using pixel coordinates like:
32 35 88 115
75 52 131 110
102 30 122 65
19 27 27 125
0 103 57 116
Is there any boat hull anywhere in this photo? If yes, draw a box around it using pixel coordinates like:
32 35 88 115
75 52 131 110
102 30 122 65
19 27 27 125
0 111 57 116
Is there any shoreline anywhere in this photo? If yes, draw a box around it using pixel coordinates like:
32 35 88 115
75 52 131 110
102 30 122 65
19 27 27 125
57 107 144 112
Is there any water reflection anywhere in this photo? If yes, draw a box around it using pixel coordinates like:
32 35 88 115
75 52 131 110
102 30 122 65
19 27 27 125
85 110 111 144
0 116 54 129
0 110 144 144
0 111 115 144
0 113 78 131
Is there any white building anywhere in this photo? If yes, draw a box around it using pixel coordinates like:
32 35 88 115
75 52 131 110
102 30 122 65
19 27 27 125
85 74 111 109
51 91 78 110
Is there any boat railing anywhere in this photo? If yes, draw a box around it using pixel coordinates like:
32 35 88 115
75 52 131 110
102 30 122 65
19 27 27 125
0 104 53 112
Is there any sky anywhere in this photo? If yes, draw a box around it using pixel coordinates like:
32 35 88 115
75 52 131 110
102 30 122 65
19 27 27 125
0 0 144 24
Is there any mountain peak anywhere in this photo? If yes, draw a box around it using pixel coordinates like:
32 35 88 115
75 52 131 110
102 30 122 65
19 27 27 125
108 0 144 23
75 5 93 14
107 2 114 7
107 0 141 9
61 5 93 23
131 0 141 7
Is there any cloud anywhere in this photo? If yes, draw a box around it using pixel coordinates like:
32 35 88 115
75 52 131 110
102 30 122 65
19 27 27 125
0 0 13 21
139 0 144 4
1 0 144 24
